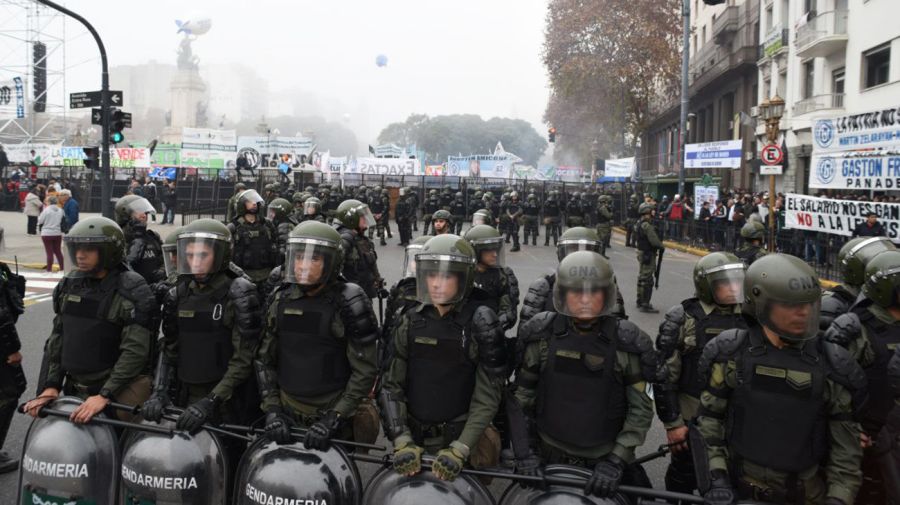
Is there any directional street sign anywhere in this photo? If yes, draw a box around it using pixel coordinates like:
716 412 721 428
760 144 784 166
69 90 123 109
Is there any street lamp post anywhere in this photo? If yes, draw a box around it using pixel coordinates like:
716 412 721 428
759 95 784 252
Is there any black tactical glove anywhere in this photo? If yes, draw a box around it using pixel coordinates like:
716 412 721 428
823 312 861 348
703 471 735 505
304 410 340 451
141 391 170 423
515 452 545 489
264 409 295 444
584 454 624 498
377 288 390 299
176 395 220 434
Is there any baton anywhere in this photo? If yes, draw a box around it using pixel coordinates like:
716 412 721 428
218 423 385 452
21 404 179 437
106 401 253 442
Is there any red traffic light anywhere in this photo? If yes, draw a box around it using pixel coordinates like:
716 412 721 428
548 127 557 143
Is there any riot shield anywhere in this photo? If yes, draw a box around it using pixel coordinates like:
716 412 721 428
362 462 495 505
499 465 628 505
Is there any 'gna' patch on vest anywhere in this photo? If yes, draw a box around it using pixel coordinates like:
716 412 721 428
787 276 819 291
568 266 600 278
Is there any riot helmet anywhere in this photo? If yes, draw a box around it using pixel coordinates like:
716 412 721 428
64 217 125 274
693 252 745 306
464 224 505 268
557 227 602 261
176 219 232 280
402 236 431 279
266 198 292 222
433 209 452 234
292 191 309 207
863 250 900 308
285 221 343 287
334 199 377 231
638 202 654 216
304 197 322 216
740 221 766 240
415 234 476 305
472 209 493 226
114 195 156 228
839 236 896 288
553 251 617 319
744 254 821 343
162 226 184 277
236 189 265 217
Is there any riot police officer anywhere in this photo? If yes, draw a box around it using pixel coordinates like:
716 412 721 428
267 197 298 263
142 219 262 432
381 234 507 481
291 191 309 220
465 225 517 331
485 192 501 230
654 252 747 496
566 192 584 228
228 189 279 290
824 249 900 505
543 190 562 246
451 192 467 235
595 195 613 257
408 187 420 232
382 236 432 366
511 251 658 498
735 221 768 266
423 190 440 236
505 192 523 252
333 199 385 299
26 217 155 423
432 209 452 236
368 187 388 246
440 184 454 210
522 193 540 246
471 208 493 228
820 236 894 330
226 183 247 224
115 195 166 287
697 254 864 505
258 221 379 449
520 227 627 325
636 203 664 313
300 196 326 223
380 188 393 240
0 258 25 472
625 194 639 248
395 188 413 246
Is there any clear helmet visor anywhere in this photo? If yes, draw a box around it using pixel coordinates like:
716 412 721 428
472 213 489 226
356 205 377 229
473 238 505 268
284 239 338 286
758 298 821 343
63 237 114 275
706 265 746 306
266 207 279 221
552 279 618 319
162 243 178 277
415 255 473 306
557 239 601 261
402 245 424 279
129 197 156 220
176 235 228 277
304 200 321 215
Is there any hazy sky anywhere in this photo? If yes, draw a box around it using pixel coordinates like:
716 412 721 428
21 0 552 144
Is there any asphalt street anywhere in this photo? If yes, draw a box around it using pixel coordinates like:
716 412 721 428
0 224 702 502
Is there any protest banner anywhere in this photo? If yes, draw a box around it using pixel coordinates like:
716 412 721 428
809 153 900 189
694 185 720 218
0 77 25 119
237 136 315 170
784 193 900 241
603 157 636 178
685 140 742 169
345 157 420 176
812 106 900 154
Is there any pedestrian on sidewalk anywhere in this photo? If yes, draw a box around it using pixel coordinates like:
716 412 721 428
23 187 42 236
37 196 64 272
59 189 79 229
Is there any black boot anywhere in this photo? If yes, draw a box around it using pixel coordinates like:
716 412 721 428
511 236 520 252
639 285 659 313
0 401 17 474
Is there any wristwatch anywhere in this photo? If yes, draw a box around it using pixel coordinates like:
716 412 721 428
98 388 112 400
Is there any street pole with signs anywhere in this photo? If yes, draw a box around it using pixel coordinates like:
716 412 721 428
759 95 785 252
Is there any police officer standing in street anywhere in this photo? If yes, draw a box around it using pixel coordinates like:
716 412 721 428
511 251 658 498
522 193 540 247
395 188 413 246
257 221 380 449
266 197 298 263
625 194 639 248
115 195 166 287
653 252 747 496
544 190 562 246
697 254 864 505
26 217 155 423
225 183 247 224
0 257 25 472
333 199 386 300
566 192 585 228
228 189 279 292
465 225 517 332
735 221 768 266
423 190 440 236
431 209 452 236
451 192 467 235
368 186 388 246
636 202 664 313
141 219 262 433
381 234 507 481
505 192 523 252
596 195 613 258
820 237 894 330
300 196 327 223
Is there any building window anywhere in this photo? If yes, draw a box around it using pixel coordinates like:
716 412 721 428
804 0 817 16
762 78 770 101
777 70 787 99
833 68 845 106
802 60 815 99
766 4 774 30
693 34 698 55
702 25 707 44
864 44 891 89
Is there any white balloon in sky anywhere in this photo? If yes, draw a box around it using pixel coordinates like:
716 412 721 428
176 16 212 36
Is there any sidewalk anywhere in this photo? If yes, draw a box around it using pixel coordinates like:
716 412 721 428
0 210 181 270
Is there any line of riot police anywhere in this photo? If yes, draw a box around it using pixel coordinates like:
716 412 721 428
12 187 900 505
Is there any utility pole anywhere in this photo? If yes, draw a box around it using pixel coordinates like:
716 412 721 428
678 0 690 198
35 0 112 218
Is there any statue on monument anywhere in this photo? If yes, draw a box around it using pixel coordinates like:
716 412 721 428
177 36 199 70
174 16 211 70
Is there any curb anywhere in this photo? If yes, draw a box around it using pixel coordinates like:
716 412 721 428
613 227 839 289
0 260 61 272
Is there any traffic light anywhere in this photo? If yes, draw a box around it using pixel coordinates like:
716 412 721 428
83 146 100 170
109 108 125 144
548 127 557 143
